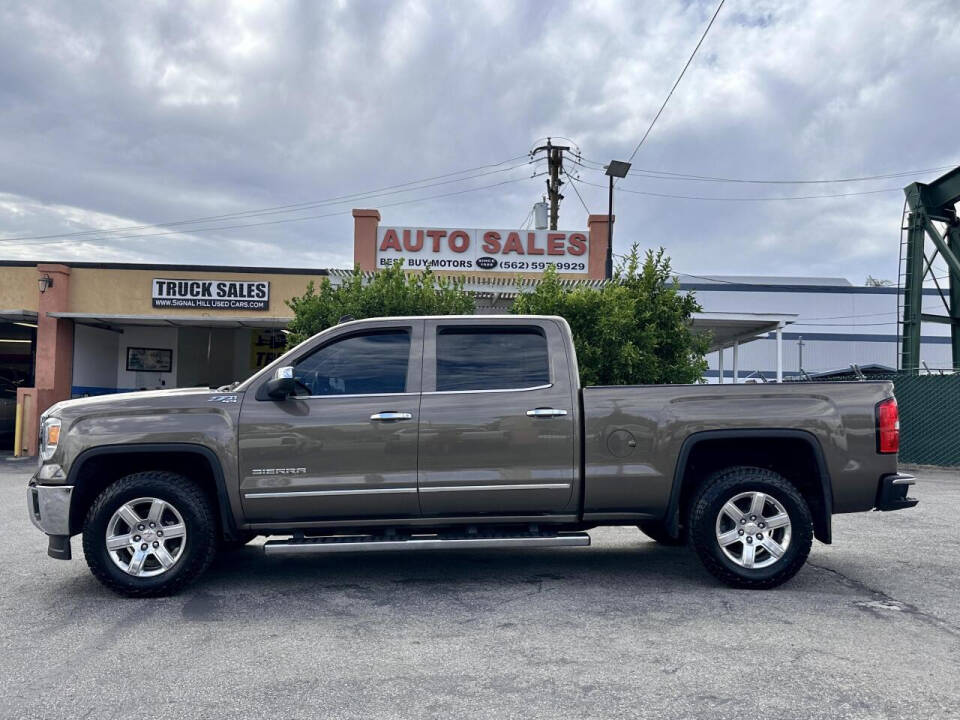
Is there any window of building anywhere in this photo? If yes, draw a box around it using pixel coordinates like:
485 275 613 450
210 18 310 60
436 326 549 392
294 329 410 396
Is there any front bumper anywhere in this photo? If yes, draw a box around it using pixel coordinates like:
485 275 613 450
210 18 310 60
27 480 73 536
875 473 918 511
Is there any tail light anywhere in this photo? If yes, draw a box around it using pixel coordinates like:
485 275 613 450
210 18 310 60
876 397 899 454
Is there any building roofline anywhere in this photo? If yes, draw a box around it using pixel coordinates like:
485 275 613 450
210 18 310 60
1 261 931 294
0 260 329 275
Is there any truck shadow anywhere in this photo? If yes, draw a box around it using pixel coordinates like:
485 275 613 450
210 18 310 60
196 539 714 599
56 536 830 620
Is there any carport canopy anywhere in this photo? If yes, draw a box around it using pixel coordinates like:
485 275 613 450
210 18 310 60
0 309 39 324
691 311 797 383
47 312 291 329
47 310 796 383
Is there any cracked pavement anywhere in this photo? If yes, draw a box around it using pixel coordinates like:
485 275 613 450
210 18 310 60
1 459 958 719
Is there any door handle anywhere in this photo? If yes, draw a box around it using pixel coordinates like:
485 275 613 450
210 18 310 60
526 408 568 418
370 411 413 422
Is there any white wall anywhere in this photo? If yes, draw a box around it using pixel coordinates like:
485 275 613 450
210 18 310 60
116 326 178 391
72 324 120 393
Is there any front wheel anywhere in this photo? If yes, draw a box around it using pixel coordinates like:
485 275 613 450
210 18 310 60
689 466 813 589
82 471 218 597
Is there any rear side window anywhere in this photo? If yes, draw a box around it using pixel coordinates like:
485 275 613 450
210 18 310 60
436 326 549 392
294 329 410 396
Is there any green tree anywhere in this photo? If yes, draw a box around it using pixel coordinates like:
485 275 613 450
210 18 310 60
511 245 709 385
284 262 474 346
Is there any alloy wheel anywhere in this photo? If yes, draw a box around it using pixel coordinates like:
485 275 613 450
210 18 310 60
105 497 187 577
715 491 792 569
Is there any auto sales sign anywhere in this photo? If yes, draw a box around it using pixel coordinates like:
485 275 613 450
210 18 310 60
376 226 590 274
152 279 270 310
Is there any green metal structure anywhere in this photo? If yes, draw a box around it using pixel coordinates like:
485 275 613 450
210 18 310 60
900 165 960 372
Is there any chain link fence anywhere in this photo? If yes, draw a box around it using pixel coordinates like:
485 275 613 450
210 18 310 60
801 372 960 466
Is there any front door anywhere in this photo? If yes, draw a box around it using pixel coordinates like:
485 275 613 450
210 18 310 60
417 319 577 517
238 321 423 522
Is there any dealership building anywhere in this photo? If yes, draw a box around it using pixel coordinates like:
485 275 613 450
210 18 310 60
1 207 950 453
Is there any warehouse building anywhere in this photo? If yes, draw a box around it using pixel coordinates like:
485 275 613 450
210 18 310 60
683 275 952 382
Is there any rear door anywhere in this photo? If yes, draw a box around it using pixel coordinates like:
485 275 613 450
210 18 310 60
238 320 423 522
417 318 577 516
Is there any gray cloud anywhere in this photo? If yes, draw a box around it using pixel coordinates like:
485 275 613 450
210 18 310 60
1 0 958 283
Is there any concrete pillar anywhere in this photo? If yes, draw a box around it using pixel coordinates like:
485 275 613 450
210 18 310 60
586 214 612 281
732 340 739 384
352 209 380 272
776 324 783 383
29 264 74 452
718 347 724 384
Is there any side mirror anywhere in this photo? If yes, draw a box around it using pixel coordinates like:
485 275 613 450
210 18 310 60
265 366 296 399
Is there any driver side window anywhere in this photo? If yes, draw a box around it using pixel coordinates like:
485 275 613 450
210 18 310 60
293 329 411 396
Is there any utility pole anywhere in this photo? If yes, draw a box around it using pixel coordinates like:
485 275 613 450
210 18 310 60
530 138 569 230
797 336 805 373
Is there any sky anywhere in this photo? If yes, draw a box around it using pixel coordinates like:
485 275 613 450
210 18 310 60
1 0 958 283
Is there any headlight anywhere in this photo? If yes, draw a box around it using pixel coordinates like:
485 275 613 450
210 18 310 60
40 417 61 462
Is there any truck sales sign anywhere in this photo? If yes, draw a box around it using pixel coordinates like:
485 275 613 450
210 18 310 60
376 226 590 274
152 279 270 310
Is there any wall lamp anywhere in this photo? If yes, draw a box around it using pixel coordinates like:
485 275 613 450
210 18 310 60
38 274 54 293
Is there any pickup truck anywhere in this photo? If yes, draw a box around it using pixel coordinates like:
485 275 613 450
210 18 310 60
28 315 917 597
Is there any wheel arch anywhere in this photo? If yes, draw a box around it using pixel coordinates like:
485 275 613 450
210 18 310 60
664 429 833 544
66 443 238 540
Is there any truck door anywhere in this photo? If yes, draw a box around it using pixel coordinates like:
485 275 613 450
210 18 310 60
238 320 423 522
417 318 577 517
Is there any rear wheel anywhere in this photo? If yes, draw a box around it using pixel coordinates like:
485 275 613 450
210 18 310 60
689 466 812 589
82 471 218 597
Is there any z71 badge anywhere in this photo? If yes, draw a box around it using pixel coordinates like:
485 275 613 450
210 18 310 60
207 394 239 403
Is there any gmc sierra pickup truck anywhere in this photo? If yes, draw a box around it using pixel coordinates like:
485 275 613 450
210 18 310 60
28 315 917 596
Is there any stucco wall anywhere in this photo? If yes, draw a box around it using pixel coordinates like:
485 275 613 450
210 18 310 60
0 266 39 311
68 268 317 317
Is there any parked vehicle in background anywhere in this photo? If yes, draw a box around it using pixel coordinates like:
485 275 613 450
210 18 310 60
0 369 28 443
28 315 917 596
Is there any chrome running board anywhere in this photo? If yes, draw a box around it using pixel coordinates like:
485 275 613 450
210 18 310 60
263 531 591 556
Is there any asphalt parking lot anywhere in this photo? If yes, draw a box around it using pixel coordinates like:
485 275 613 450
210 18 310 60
1 459 958 720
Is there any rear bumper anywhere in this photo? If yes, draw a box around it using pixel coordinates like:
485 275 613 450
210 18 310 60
875 473 918 511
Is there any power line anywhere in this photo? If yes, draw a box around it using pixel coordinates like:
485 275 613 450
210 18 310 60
570 175 900 201
792 321 899 326
1 154 532 243
518 206 534 230
6 163 543 248
794 311 900 321
568 156 958 185
564 169 591 214
7 173 545 249
627 164 956 185
626 0 725 164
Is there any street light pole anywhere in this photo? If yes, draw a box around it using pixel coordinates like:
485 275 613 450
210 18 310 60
603 160 631 280
606 173 614 279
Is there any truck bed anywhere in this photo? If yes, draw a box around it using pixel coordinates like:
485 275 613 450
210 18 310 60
581 381 896 519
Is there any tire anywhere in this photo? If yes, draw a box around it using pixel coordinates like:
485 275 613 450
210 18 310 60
82 471 218 597
638 521 687 546
689 466 813 590
220 531 258 551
